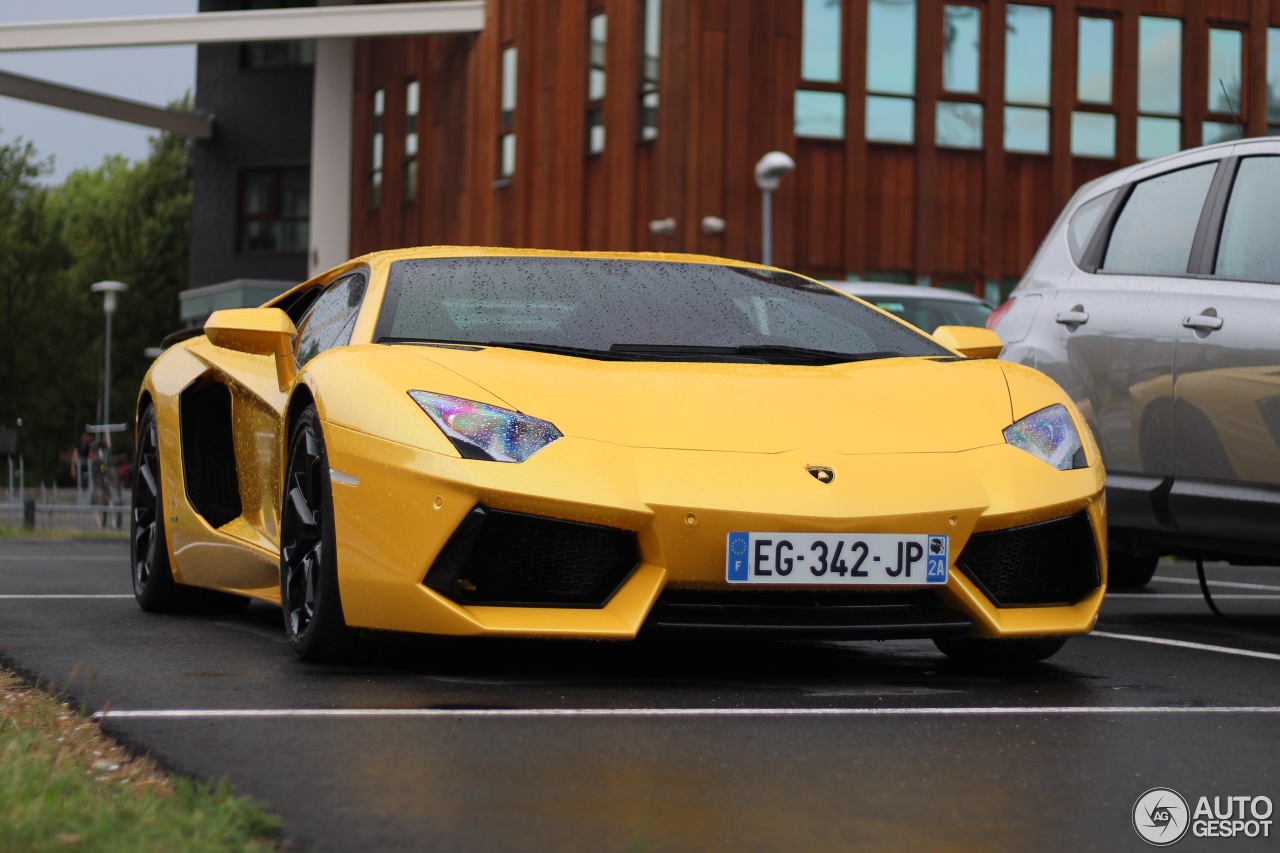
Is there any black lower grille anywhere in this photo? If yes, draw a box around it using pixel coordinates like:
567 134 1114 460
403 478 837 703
424 506 639 607
645 589 972 639
958 512 1101 606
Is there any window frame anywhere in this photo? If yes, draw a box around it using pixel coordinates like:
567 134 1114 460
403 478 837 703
236 166 310 255
1071 11 1119 160
1203 24 1247 146
1003 3 1054 156
937 1 985 150
1077 158 1232 278
795 0 846 141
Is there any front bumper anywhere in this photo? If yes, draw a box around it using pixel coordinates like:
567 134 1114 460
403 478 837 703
323 422 1106 640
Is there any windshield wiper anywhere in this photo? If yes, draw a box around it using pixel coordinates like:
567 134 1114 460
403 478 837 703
608 343 907 364
377 336 641 360
376 336 484 350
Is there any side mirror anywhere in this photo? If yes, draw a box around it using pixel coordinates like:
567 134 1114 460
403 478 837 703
932 325 1004 359
205 308 298 391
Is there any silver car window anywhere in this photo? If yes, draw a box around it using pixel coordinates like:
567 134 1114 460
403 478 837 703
296 273 368 366
1214 156 1280 283
1101 162 1217 275
1067 189 1117 264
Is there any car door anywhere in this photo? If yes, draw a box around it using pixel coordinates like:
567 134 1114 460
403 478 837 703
222 270 367 550
1170 149 1280 548
1042 154 1224 533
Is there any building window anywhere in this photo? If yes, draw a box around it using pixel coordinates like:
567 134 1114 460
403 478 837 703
499 45 517 179
242 40 315 68
1204 27 1245 145
587 12 607 156
795 0 844 140
1269 29 1280 134
1072 15 1117 158
1004 5 1051 155
239 168 309 253
404 80 419 203
1138 16 1182 160
370 88 384 208
866 0 916 144
241 0 314 67
640 0 661 141
938 3 983 149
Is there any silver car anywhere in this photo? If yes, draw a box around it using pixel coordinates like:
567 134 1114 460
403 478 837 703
826 282 993 333
993 139 1280 587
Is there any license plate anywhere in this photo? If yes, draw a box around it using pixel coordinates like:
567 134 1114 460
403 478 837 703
726 532 948 585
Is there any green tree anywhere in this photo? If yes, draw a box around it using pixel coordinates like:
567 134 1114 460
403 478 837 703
0 115 193 485
0 134 77 486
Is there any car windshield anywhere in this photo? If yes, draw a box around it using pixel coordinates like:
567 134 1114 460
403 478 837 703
861 297 992 332
375 257 947 362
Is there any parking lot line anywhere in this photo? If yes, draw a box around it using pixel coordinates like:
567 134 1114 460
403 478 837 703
0 556 122 561
93 705 1280 721
1106 593 1280 600
1092 630 1280 662
1154 576 1280 592
0 594 134 599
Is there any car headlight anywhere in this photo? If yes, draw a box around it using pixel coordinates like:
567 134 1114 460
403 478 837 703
409 391 562 463
1003 404 1087 470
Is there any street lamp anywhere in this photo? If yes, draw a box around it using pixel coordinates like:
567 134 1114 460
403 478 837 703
753 151 795 267
90 280 129 435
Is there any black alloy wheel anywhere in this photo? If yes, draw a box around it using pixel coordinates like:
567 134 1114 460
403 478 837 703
131 406 185 611
280 405 355 662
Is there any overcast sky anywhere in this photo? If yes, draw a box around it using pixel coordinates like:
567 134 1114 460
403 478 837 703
0 1 197 184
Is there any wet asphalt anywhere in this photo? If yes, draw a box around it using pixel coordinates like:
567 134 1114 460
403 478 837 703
2 537 1279 851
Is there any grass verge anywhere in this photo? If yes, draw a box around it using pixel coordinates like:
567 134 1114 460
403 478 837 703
0 667 282 852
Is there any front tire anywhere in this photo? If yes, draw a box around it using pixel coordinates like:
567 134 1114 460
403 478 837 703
280 405 355 662
131 406 188 612
933 635 1067 664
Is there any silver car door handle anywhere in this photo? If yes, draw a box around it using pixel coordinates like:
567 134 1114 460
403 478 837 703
1054 310 1089 325
1181 314 1223 331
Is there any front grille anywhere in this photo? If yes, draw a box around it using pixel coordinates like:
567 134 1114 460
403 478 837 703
645 589 972 639
424 506 639 607
957 512 1100 606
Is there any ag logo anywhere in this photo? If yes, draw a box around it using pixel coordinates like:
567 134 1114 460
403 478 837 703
1133 787 1190 846
805 465 834 484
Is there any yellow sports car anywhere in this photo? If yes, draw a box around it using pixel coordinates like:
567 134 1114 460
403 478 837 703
133 247 1106 664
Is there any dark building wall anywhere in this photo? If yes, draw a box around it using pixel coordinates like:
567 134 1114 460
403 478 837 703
348 0 1280 295
190 0 314 288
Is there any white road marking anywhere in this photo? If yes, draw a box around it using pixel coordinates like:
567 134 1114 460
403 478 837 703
0 594 133 599
1107 593 1280 600
0 556 122 561
93 705 1280 721
1154 576 1280 592
1092 630 1280 662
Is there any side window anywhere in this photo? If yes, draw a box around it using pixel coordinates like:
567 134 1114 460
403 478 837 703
1214 157 1280 283
1101 162 1217 275
1067 189 1117 265
296 274 368 366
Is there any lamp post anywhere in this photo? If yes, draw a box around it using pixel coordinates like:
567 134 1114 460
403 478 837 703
753 151 795 267
90 281 129 436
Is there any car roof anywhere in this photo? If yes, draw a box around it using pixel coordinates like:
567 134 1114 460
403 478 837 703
824 281 990 305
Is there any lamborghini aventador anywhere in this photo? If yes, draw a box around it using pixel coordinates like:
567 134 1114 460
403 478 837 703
132 247 1107 663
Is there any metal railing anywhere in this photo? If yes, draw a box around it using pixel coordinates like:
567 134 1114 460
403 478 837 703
0 502 128 533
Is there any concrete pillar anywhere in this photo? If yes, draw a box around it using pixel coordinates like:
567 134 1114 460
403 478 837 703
309 29 354 277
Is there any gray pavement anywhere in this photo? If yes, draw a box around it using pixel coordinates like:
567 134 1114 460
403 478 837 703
2 537 1279 851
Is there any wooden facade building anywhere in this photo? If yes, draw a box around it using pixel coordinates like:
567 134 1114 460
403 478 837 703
346 0 1280 299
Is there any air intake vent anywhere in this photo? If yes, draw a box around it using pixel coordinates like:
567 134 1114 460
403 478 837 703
425 507 639 607
958 512 1100 606
645 589 971 639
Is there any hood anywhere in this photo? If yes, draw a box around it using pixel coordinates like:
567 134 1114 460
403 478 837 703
401 346 1015 454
